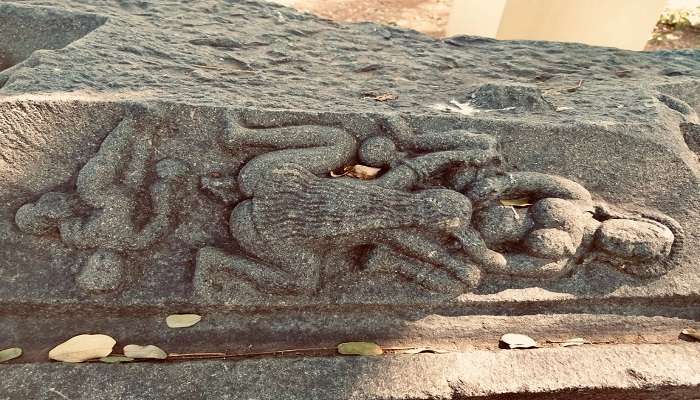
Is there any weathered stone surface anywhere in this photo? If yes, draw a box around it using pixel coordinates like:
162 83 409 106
3 344 700 399
0 0 699 397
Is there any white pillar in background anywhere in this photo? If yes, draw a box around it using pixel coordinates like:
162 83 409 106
445 0 668 51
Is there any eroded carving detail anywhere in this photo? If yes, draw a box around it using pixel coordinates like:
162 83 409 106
469 175 679 280
681 122 700 155
15 107 189 293
194 114 682 296
14 110 682 297
196 114 502 294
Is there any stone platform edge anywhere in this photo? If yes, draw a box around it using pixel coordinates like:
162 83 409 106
1 343 699 399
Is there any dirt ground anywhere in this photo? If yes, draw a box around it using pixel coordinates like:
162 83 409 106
290 0 700 51
293 0 452 37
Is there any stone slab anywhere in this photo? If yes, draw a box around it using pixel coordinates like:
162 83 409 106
2 344 700 399
1 311 697 363
1 2 698 312
1 100 699 310
1 1 700 398
1 1 699 118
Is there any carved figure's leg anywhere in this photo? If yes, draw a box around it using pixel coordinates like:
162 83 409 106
377 228 482 288
123 123 154 191
195 246 319 295
354 188 506 276
372 223 508 280
60 113 139 249
453 226 508 271
223 114 357 197
76 115 136 207
205 200 321 294
127 158 189 250
491 253 573 278
365 245 470 293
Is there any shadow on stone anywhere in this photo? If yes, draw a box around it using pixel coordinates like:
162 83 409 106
0 4 106 77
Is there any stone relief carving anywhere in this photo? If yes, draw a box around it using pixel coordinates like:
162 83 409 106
194 114 682 295
469 175 681 280
15 107 190 293
195 114 504 295
14 111 682 296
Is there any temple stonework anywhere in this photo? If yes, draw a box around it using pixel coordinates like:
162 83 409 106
1 1 699 398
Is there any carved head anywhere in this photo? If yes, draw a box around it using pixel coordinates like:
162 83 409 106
592 217 676 277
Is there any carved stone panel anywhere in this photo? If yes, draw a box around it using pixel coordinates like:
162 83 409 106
2 102 694 308
0 0 699 397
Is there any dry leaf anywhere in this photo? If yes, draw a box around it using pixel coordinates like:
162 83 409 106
561 338 586 347
0 347 22 363
166 314 202 328
499 198 532 207
49 334 116 363
681 328 700 341
499 333 539 349
337 342 383 356
123 344 167 359
397 347 449 354
346 165 381 180
99 355 134 363
373 93 397 102
364 92 397 102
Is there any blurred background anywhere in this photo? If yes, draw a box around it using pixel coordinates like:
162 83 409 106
272 0 700 51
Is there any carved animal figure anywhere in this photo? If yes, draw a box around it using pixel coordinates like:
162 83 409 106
196 114 505 294
198 114 682 295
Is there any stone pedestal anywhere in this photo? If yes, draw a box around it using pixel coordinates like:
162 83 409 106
1 1 699 398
